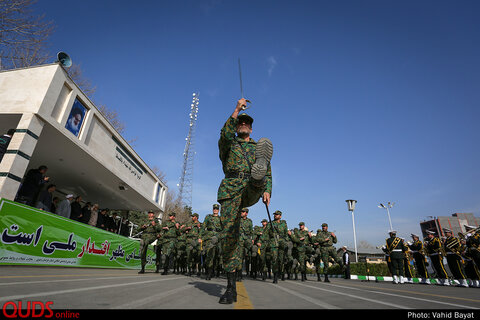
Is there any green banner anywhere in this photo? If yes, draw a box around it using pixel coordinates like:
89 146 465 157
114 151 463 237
0 198 156 269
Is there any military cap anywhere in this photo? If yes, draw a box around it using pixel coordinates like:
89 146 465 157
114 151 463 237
443 228 452 234
299 222 305 226
241 207 249 213
147 210 154 214
169 212 176 217
464 225 476 231
191 213 199 218
388 230 397 234
411 233 419 238
273 210 282 215
237 113 253 124
426 229 436 235
213 204 220 209
322 223 328 227
261 219 268 223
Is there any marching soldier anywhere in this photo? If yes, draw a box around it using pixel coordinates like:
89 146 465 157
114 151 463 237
175 223 188 274
160 212 180 275
138 210 162 274
424 230 449 286
255 219 269 281
443 228 468 287
185 213 202 276
260 210 288 284
199 204 222 280
291 222 311 281
464 225 480 270
407 233 430 284
403 238 414 283
216 99 273 304
461 236 480 288
315 223 342 282
385 230 407 284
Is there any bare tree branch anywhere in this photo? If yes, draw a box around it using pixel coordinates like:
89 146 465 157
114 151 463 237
0 0 54 69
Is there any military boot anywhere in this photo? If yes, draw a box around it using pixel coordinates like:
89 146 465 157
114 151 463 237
324 274 330 283
138 267 145 274
294 273 298 280
251 138 274 181
273 272 278 284
317 273 322 282
219 273 236 304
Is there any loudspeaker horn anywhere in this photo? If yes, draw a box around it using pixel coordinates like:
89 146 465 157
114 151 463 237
56 51 72 68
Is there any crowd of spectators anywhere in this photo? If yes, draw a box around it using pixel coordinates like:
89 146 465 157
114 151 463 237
12 164 132 237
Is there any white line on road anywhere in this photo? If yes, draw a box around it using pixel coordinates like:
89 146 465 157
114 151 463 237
300 282 478 309
0 277 183 303
0 275 159 287
111 284 193 309
273 284 340 309
287 281 408 309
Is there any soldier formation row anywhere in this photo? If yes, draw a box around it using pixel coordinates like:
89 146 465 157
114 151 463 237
137 204 343 283
383 227 480 287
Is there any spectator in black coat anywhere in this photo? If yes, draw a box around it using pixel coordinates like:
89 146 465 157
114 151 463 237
0 129 15 163
16 165 49 206
35 184 56 211
96 208 108 230
70 196 83 221
50 197 59 213
80 202 92 224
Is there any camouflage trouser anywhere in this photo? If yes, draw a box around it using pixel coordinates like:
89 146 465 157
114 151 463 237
139 235 161 269
239 239 252 272
257 245 268 272
270 241 287 274
297 247 308 273
161 239 177 268
219 180 265 273
186 239 200 271
203 236 219 270
176 240 187 270
319 246 342 274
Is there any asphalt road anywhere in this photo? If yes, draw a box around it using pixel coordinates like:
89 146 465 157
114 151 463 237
0 266 479 315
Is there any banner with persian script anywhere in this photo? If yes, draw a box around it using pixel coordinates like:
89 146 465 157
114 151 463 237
0 199 156 269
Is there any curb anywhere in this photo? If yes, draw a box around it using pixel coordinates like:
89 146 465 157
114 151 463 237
326 274 477 286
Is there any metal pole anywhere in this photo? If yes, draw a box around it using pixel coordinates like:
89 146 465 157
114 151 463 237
352 210 358 262
386 207 393 231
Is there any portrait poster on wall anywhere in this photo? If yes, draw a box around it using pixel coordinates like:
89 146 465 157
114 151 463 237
65 98 87 137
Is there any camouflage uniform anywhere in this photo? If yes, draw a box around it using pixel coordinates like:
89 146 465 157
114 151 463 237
185 213 202 276
200 205 222 280
260 211 288 283
175 225 187 274
217 115 272 273
138 213 162 274
315 223 342 282
291 222 311 281
254 220 269 280
238 207 253 279
160 213 180 275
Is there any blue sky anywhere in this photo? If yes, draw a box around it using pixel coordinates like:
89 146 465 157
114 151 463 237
33 0 480 249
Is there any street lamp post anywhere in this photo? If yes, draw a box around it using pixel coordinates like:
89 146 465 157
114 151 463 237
346 199 358 262
378 202 394 231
